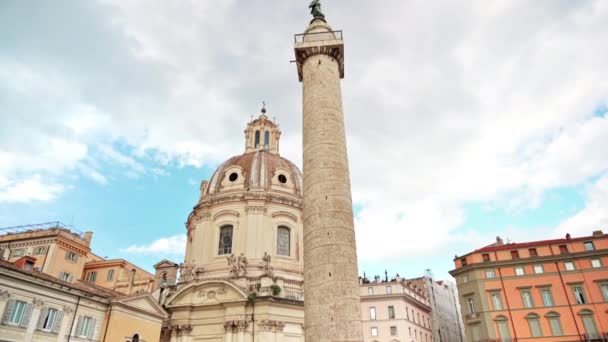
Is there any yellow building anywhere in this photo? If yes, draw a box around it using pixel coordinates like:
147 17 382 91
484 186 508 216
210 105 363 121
0 222 155 295
156 108 306 342
0 259 166 342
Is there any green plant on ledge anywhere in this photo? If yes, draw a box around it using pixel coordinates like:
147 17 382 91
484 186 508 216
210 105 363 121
270 284 281 296
247 292 257 304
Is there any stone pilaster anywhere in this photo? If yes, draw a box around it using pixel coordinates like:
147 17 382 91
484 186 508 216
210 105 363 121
24 298 44 342
294 17 363 342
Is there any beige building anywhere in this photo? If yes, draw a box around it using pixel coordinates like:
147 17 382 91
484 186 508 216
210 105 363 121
156 108 306 342
360 275 433 342
0 222 155 295
0 259 166 342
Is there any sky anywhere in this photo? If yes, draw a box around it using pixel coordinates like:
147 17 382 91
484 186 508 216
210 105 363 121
1 1 607 281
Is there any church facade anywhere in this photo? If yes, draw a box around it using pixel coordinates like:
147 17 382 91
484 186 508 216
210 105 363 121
157 109 305 342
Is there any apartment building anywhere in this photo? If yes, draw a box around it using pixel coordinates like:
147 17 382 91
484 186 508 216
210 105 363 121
450 230 608 341
360 275 434 342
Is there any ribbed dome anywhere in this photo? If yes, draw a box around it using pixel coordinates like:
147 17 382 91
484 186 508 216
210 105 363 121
205 151 303 196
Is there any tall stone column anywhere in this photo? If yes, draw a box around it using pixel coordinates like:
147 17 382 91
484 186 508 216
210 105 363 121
294 15 363 342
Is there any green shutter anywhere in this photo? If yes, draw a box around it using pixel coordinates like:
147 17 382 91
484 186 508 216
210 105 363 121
19 303 33 328
52 311 63 333
1 299 15 324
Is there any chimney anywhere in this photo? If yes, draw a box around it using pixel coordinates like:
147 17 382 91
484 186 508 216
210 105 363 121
566 233 571 240
495 236 504 246
83 231 93 246
592 230 603 237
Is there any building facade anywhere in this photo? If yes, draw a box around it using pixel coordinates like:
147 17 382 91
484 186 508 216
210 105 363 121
410 276 466 342
450 231 608 342
0 259 166 342
360 275 433 342
157 109 306 342
0 222 155 295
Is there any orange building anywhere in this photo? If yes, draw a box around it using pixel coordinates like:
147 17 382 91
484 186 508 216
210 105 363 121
450 230 608 341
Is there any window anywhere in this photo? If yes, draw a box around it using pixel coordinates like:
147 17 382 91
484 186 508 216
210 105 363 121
559 245 568 254
107 269 115 281
368 287 373 295
510 250 519 259
529 248 538 257
482 253 490 262
390 326 397 336
462 274 469 283
485 269 496 279
369 307 376 320
496 316 511 341
386 286 392 294
132 333 140 342
228 172 238 182
278 174 287 184
24 261 34 271
218 225 233 255
573 286 586 304
521 290 534 308
86 271 97 282
65 251 78 262
40 308 59 331
254 130 260 147
491 292 503 310
277 226 290 256
461 257 467 266
580 310 599 339
59 272 73 282
264 131 270 149
76 316 96 338
533 264 544 274
514 266 525 276
467 297 475 314
34 246 47 255
584 241 595 251
590 259 601 268
540 288 554 307
526 314 543 337
564 261 575 271
388 306 395 319
4 300 29 326
11 249 25 258
371 327 378 337
600 284 608 302
546 312 563 336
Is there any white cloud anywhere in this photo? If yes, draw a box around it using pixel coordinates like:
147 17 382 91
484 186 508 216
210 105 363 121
556 174 608 237
121 234 186 255
2 1 608 267
0 175 64 203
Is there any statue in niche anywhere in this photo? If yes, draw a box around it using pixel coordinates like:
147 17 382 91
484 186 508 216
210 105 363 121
309 0 324 18
227 254 238 277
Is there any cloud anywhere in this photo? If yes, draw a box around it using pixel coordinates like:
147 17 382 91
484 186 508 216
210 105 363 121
2 1 608 268
556 174 608 236
121 234 186 255
0 175 64 203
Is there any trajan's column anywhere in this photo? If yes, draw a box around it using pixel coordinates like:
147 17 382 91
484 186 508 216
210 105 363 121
294 2 364 341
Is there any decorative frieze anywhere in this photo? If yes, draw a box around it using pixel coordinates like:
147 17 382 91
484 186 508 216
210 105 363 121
258 320 286 332
0 290 10 301
178 262 205 282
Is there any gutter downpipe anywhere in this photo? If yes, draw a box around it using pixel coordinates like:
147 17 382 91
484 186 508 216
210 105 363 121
556 261 583 341
497 267 518 342
67 296 81 342
102 303 113 341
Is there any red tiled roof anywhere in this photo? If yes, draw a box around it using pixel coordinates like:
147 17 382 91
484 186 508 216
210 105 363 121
472 234 606 254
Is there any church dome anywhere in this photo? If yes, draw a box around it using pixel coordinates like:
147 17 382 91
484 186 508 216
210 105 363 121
204 150 303 196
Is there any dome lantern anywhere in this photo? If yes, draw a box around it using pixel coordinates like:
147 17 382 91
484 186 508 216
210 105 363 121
244 104 281 154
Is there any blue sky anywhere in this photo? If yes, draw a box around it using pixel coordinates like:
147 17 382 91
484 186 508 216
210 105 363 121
1 1 608 281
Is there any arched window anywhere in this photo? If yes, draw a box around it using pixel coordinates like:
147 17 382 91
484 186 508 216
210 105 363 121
545 312 563 336
254 130 260 148
525 313 543 337
579 309 599 339
218 225 233 255
132 333 140 342
494 315 511 341
264 131 270 149
277 226 290 256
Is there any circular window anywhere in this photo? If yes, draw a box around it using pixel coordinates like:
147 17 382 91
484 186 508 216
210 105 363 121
278 174 287 184
228 172 238 182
